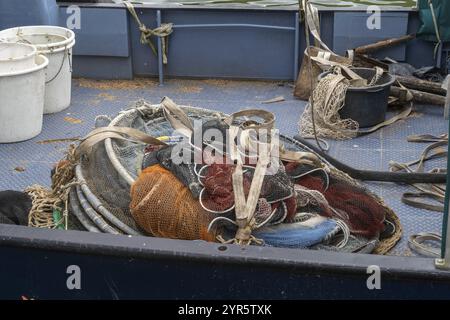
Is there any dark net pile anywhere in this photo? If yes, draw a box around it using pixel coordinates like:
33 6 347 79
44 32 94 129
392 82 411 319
67 100 401 254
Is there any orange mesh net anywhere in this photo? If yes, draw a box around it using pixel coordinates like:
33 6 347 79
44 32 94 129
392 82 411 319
130 165 217 242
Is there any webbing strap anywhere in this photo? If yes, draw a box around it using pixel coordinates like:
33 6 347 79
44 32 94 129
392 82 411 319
224 109 275 131
226 110 273 229
310 56 363 82
402 192 444 212
76 126 168 157
302 0 332 52
389 134 448 212
357 103 413 136
231 125 271 244
161 96 194 137
408 232 441 257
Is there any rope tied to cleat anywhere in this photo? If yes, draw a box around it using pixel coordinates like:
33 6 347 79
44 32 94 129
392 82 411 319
123 0 173 64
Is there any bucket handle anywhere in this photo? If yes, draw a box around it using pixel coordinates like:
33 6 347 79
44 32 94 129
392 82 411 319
46 46 72 84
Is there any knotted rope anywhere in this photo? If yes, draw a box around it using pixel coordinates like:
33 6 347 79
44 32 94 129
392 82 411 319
124 1 173 64
26 145 79 229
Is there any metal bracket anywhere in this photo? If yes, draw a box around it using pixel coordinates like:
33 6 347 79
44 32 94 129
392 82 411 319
435 258 450 270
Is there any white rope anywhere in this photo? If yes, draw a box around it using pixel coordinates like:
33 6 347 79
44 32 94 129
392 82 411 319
299 68 359 140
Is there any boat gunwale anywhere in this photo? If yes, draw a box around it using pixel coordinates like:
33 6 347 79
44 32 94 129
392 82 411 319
56 1 418 12
0 223 449 280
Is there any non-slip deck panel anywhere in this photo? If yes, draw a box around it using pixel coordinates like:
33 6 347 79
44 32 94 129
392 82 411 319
0 79 446 257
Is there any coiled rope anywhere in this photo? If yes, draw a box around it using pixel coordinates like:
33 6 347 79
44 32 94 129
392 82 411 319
26 145 79 229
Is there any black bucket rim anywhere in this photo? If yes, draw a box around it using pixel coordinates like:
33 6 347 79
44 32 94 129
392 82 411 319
318 67 395 91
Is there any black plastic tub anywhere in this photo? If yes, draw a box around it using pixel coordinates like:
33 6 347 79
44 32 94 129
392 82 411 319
319 68 395 128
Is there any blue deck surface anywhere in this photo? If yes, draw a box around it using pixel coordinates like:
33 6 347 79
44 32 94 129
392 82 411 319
0 78 447 257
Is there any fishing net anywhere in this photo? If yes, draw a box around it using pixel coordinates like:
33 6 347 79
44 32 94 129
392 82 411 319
130 165 218 241
67 100 227 236
62 98 401 255
299 69 358 140
253 214 339 249
299 66 393 140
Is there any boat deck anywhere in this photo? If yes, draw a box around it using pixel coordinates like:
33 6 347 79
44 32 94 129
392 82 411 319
0 78 446 257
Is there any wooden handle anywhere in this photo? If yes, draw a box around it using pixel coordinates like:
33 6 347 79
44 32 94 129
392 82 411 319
354 34 415 55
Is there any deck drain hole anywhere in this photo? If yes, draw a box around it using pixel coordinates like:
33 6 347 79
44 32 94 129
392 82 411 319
218 246 228 252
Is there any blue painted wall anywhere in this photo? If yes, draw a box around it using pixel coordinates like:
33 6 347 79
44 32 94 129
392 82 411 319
58 6 133 79
333 12 409 61
0 0 59 30
129 9 297 80
1 2 440 80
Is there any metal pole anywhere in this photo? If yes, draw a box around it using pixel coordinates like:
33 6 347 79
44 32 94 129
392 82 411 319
436 116 450 270
436 42 443 69
156 10 164 86
294 12 300 82
436 195 450 270
171 24 295 31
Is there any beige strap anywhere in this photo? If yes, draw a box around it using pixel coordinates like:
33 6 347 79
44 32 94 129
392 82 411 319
160 99 319 168
368 66 384 86
357 103 413 136
302 0 332 52
280 148 321 167
389 134 448 212
224 109 275 131
310 56 365 84
408 232 441 257
76 126 167 157
232 135 271 244
230 126 246 221
346 49 354 63
161 96 195 137
407 133 448 143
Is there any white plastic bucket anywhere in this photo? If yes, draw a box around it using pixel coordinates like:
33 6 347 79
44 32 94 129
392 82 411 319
0 42 37 72
0 26 76 114
42 39 75 114
0 26 75 51
0 55 49 143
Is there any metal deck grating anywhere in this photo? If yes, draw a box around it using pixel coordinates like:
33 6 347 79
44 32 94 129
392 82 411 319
0 78 447 257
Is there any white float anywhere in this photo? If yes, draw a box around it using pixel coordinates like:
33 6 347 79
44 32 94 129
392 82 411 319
0 55 49 143
0 42 37 72
0 26 76 114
